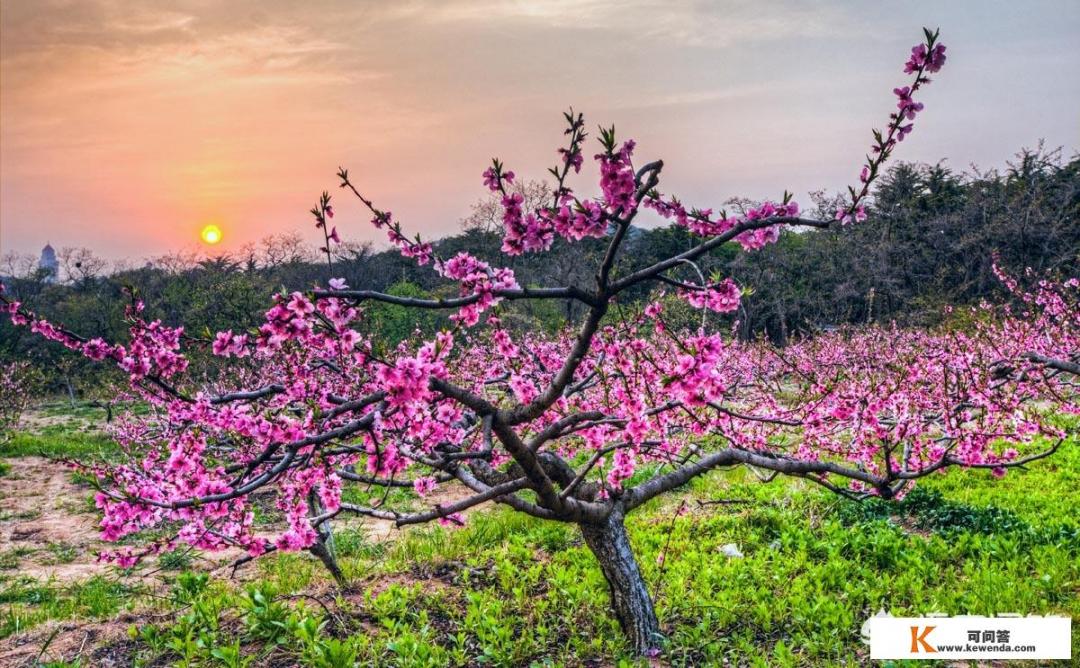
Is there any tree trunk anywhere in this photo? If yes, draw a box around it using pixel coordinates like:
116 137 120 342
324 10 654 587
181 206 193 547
306 492 346 587
65 376 76 407
308 538 346 586
579 506 663 655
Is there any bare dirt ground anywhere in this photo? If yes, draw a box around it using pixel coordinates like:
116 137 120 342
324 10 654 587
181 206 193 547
0 617 139 667
0 456 109 583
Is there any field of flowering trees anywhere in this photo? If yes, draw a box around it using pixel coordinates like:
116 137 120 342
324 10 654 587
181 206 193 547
0 27 1077 667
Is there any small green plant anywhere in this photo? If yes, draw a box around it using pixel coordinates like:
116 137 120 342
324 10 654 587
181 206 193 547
240 582 290 642
170 571 209 601
210 639 255 668
302 635 361 668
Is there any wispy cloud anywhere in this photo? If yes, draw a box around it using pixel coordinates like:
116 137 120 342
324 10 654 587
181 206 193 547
375 0 866 45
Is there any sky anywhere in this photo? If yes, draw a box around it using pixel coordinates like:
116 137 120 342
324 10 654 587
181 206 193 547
2 0 1078 263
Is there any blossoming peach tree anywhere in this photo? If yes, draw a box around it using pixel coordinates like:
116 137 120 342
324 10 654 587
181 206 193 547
0 361 41 434
3 30 1077 653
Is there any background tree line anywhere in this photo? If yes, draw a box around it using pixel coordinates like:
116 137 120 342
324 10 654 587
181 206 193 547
2 146 1076 398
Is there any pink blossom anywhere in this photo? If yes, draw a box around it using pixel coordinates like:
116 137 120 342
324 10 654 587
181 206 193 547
82 338 111 361
559 146 584 173
607 448 637 489
925 44 947 73
413 476 437 496
682 279 741 313
438 512 465 527
287 292 315 316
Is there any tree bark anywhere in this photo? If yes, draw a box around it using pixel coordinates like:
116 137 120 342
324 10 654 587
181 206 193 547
307 492 346 586
308 537 346 586
579 506 663 655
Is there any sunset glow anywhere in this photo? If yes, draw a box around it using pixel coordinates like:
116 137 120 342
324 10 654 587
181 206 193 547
1 1 1078 261
200 225 222 245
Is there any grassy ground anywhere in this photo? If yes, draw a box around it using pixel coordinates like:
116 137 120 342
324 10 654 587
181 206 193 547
0 408 1076 666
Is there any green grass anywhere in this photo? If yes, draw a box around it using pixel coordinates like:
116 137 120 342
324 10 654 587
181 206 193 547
1 412 1077 666
43 542 80 566
0 547 36 570
36 400 147 420
0 428 118 459
0 575 143 639
158 548 196 572
38 402 109 419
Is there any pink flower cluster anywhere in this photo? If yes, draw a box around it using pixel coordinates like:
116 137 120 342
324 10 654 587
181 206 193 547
559 146 583 173
905 42 947 74
413 476 437 496
435 252 519 326
370 210 434 266
835 205 868 226
893 86 924 121
492 326 520 359
212 330 250 357
547 200 606 242
486 133 633 256
501 197 553 255
482 165 515 191
681 278 741 313
645 197 799 252
607 448 637 489
377 331 453 408
597 140 638 213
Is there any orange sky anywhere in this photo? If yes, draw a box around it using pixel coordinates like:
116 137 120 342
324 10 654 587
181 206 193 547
2 1 1078 262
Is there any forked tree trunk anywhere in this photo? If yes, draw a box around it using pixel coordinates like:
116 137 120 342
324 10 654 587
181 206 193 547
579 506 663 655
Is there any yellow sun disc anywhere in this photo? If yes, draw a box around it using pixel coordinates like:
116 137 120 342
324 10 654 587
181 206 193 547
201 225 222 245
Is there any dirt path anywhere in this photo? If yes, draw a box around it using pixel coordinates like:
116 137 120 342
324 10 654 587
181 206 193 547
0 457 108 582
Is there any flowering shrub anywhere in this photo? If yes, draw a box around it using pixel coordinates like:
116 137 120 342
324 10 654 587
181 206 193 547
5 29 1074 654
0 361 41 435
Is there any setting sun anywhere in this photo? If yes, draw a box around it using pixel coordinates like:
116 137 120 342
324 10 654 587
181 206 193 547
200 224 222 245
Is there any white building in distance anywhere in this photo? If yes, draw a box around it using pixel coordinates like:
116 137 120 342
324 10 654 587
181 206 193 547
39 243 59 283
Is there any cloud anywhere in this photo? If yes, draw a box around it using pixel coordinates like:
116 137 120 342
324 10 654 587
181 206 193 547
373 0 865 46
